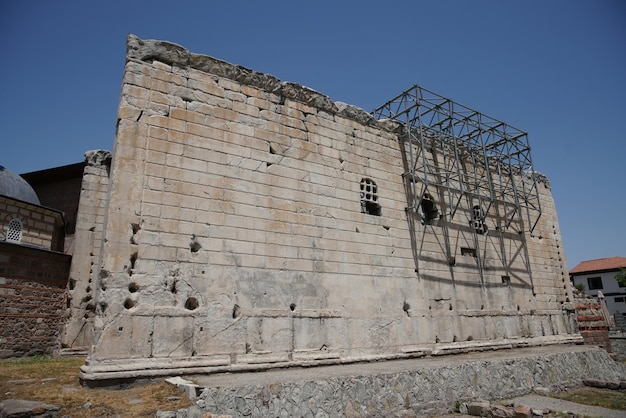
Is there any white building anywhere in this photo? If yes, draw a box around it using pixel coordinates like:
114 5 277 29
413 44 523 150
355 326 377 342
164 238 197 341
570 257 626 322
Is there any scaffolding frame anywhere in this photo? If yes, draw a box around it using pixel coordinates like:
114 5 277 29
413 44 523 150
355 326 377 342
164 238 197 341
373 85 541 233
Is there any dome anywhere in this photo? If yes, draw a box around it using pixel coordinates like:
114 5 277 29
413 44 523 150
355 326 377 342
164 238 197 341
0 165 40 205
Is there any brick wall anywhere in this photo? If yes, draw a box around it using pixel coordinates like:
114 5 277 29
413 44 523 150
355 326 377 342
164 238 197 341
0 241 71 357
575 297 612 351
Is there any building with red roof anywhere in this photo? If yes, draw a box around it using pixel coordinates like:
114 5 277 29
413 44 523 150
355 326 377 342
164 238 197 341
570 257 626 322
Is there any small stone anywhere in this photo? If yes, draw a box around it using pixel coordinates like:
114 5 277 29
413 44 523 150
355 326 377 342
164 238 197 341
0 399 61 417
532 386 551 396
513 404 532 418
467 401 491 416
530 408 544 416
83 402 93 409
167 396 181 401
606 380 620 390
583 378 606 388
491 404 514 417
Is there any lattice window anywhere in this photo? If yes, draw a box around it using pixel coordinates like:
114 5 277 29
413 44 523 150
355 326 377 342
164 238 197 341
6 218 23 243
471 205 488 235
360 178 381 216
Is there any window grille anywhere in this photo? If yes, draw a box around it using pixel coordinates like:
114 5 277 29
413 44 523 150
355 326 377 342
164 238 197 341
6 218 23 243
360 178 381 216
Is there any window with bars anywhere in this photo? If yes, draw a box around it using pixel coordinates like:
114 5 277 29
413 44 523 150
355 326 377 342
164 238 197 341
6 218 23 243
360 178 381 216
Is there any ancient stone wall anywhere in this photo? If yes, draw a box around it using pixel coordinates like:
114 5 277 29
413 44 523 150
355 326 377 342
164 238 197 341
80 35 579 383
61 150 111 349
0 242 70 357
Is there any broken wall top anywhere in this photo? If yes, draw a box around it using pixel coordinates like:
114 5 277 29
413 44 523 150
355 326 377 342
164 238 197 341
126 34 396 132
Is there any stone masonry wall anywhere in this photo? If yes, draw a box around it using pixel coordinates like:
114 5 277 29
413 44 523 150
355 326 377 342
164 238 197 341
61 150 111 349
0 196 64 251
80 35 578 383
192 346 625 417
0 242 71 357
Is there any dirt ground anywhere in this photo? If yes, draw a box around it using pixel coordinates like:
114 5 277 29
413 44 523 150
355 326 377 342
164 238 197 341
0 356 192 417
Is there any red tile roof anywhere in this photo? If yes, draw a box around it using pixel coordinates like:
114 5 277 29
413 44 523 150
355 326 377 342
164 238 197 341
570 257 626 275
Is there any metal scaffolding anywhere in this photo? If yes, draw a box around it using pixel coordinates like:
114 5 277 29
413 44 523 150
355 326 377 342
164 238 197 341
372 85 541 233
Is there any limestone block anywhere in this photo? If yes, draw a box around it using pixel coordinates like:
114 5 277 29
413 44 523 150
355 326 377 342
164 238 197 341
152 315 194 357
194 317 246 355
246 317 293 353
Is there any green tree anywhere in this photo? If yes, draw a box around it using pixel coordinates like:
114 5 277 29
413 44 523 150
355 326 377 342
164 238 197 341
615 267 626 287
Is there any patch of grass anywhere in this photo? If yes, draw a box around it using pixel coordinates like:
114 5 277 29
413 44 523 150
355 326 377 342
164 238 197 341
0 356 193 417
551 387 626 411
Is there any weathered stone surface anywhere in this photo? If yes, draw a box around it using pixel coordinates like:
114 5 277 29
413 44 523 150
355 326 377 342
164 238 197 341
513 404 532 418
467 401 491 416
0 399 60 418
78 35 581 384
582 378 606 388
174 346 626 417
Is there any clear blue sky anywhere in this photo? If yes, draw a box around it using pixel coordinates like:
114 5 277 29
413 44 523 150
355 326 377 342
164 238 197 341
1 1 624 270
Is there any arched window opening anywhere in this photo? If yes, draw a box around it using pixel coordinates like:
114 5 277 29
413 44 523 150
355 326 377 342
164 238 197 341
6 218 23 243
419 193 439 225
360 178 381 216
471 205 488 235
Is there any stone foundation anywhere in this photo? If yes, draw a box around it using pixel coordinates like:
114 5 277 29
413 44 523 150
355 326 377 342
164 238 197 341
174 345 626 417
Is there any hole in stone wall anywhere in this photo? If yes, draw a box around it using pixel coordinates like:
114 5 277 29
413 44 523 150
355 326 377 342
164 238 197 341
128 282 139 293
130 223 141 244
289 303 296 311
419 193 439 225
435 336 440 343
100 303 107 313
128 252 137 276
124 298 136 309
461 247 476 257
269 145 276 154
402 301 410 316
449 304 453 311
467 336 474 341
170 279 177 294
501 276 511 285
453 335 457 342
232 304 241 318
69 279 76 290
190 235 202 253
448 256 456 266
185 297 198 310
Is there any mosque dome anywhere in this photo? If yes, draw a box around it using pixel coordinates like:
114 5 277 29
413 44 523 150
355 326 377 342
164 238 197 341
0 165 40 205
